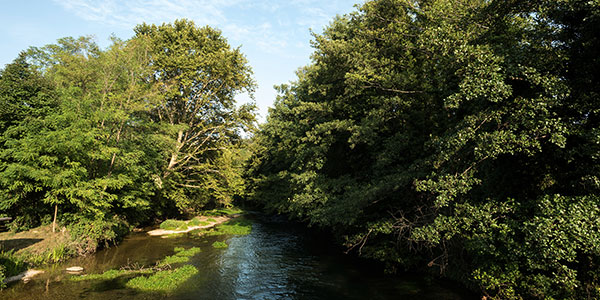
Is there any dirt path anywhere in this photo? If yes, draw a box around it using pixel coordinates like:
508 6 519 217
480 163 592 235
146 214 240 237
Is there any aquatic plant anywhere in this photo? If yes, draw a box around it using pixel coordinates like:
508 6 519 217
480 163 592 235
216 219 253 235
212 241 228 249
174 247 201 257
158 247 202 267
202 207 243 217
125 265 198 292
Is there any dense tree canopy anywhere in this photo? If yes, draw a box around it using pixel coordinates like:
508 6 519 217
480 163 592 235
0 20 255 243
247 0 600 298
134 19 256 211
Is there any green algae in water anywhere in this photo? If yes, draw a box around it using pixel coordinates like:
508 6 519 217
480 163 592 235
203 219 253 236
71 247 202 281
174 247 201 257
202 207 243 217
212 241 228 248
70 269 153 281
125 265 198 292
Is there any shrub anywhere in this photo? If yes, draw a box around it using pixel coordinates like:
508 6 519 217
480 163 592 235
68 216 130 255
0 250 28 287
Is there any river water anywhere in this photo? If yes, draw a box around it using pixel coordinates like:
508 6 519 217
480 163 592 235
2 215 472 299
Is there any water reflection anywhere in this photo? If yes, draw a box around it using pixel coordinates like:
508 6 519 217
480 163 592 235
2 215 471 300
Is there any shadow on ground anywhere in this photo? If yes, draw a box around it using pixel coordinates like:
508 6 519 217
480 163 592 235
0 238 44 252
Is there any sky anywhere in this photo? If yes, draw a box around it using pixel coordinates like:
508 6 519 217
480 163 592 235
0 0 361 122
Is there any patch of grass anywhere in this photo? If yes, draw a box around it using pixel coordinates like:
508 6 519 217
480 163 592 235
207 218 217 222
159 220 188 230
126 265 198 292
187 218 202 227
212 241 228 249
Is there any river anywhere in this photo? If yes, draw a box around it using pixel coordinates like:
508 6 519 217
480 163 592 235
2 215 472 299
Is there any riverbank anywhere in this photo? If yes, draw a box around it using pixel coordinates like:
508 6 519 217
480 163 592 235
0 208 246 287
1 214 471 300
148 214 241 237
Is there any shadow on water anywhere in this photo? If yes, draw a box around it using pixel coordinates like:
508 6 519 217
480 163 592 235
1 215 475 300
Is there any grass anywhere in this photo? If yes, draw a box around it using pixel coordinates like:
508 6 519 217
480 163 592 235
125 265 198 292
212 241 228 249
207 218 217 222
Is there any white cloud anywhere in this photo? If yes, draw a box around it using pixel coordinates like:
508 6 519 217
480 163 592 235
52 0 358 122
54 0 239 28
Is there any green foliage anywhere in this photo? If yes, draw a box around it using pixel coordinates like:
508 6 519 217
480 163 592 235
134 19 256 213
248 0 600 298
0 250 28 278
67 215 130 255
125 265 198 292
211 241 228 249
0 18 256 259
159 219 189 230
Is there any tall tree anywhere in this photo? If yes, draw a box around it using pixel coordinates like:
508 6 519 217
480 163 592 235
134 19 256 211
248 0 600 298
0 53 57 229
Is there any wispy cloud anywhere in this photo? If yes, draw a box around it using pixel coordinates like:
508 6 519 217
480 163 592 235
53 0 356 55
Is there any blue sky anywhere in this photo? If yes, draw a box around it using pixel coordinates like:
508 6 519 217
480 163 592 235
0 0 361 122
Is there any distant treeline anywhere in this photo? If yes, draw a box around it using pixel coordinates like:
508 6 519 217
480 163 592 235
246 0 600 299
0 19 255 248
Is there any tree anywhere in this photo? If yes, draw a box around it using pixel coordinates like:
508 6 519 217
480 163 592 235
248 0 600 298
0 53 57 230
134 19 256 211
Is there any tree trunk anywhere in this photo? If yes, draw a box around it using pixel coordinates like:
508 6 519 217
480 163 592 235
52 204 58 233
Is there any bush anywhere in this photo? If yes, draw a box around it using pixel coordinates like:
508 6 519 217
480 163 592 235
68 216 130 255
0 250 28 284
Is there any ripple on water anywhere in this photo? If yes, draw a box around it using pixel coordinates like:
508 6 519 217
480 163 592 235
2 216 472 300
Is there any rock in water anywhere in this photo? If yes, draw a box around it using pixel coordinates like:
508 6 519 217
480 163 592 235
66 266 84 273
